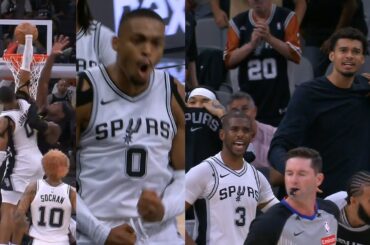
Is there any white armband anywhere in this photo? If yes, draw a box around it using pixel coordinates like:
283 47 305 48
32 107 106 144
162 170 185 222
77 194 110 244
69 218 76 239
0 151 7 164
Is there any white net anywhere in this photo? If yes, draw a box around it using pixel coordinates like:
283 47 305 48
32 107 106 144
3 54 47 100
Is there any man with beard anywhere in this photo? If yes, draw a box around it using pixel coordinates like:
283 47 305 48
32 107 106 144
326 171 370 245
185 111 278 245
268 27 370 198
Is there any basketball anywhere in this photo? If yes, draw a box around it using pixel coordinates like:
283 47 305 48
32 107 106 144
14 22 38 45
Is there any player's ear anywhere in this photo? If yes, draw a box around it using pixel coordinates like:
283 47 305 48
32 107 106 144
219 129 225 141
329 52 334 62
316 172 324 187
112 36 118 52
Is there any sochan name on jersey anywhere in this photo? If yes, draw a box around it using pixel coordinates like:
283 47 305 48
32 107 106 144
185 111 220 132
219 185 259 201
40 194 65 204
95 118 170 140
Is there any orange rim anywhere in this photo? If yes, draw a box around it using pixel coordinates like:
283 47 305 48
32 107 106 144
3 53 48 70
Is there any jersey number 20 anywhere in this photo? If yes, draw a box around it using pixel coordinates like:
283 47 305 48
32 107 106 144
248 58 277 80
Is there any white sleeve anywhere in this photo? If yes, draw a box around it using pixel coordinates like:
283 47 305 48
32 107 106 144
325 191 347 210
98 25 116 66
257 170 279 211
76 194 110 244
161 170 185 222
185 161 214 205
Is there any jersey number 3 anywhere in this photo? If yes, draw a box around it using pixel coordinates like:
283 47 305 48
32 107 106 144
235 207 246 226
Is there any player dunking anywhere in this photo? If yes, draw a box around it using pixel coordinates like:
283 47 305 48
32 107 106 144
76 9 185 245
0 85 44 244
13 149 76 245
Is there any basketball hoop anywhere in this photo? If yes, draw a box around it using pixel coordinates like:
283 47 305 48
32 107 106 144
3 53 47 100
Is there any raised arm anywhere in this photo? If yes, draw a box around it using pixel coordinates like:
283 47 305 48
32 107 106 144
37 35 70 110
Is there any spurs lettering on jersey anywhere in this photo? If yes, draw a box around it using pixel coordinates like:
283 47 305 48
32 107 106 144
95 117 170 142
219 185 259 201
185 111 220 132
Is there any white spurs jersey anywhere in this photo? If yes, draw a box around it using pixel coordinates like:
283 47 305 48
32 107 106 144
30 179 72 243
186 152 276 245
0 99 43 192
76 20 116 72
77 65 178 237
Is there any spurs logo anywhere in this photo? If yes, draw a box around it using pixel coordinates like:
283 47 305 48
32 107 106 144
124 118 141 146
236 186 246 202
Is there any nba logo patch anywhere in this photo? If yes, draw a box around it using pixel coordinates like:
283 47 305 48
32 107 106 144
324 221 330 233
277 22 281 30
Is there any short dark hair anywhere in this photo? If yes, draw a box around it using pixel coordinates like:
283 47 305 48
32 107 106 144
326 27 368 55
0 86 15 103
118 9 164 35
227 91 256 109
221 110 251 130
286 147 322 173
77 0 93 33
346 171 370 204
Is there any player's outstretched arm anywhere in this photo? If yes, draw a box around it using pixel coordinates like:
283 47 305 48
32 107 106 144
36 35 70 110
13 181 36 244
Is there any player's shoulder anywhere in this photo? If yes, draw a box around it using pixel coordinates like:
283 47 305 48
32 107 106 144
274 4 294 17
231 10 250 27
188 154 220 175
325 191 347 210
317 198 340 218
248 203 293 240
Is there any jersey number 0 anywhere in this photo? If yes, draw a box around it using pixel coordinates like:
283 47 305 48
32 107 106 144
126 147 147 177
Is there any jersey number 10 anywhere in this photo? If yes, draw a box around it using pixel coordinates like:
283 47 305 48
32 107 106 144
38 206 64 228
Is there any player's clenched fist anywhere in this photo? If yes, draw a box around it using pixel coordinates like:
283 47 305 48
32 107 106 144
105 224 136 245
137 189 165 222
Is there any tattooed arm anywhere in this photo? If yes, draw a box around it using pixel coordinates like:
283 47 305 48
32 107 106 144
13 181 37 244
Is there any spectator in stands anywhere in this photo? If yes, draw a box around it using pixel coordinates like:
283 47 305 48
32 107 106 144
300 0 368 77
186 87 225 171
269 27 370 198
224 0 301 126
325 171 370 245
212 0 307 26
47 79 72 105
